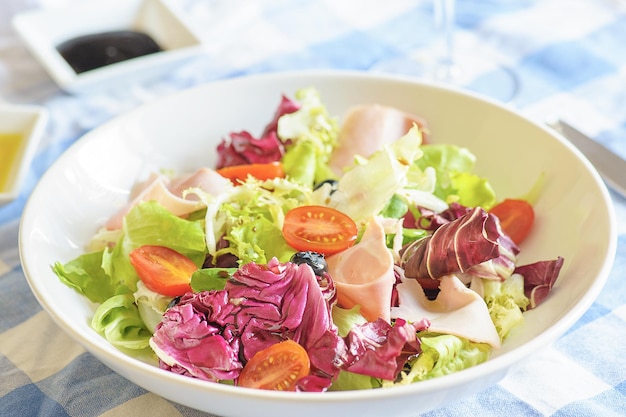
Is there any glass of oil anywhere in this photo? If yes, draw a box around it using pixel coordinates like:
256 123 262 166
0 104 48 204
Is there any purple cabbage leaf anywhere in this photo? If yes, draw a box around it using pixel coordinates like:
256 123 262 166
216 130 284 168
150 258 343 391
149 290 241 381
400 206 520 284
342 317 428 380
150 258 432 391
215 94 300 169
514 256 564 309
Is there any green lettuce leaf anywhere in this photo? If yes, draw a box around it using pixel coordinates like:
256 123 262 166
133 282 173 333
91 293 152 350
451 171 497 209
327 125 424 224
380 193 409 219
102 200 208 292
483 274 530 340
123 200 207 263
53 201 209 351
277 87 339 187
52 250 117 304
416 144 496 208
53 200 207 310
281 139 318 186
332 305 368 337
212 178 311 265
390 333 491 385
227 215 295 264
190 268 236 292
328 370 382 391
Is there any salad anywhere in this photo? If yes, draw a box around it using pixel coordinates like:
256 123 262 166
52 87 564 393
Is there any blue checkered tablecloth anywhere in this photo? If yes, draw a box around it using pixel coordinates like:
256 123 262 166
1 1 625 416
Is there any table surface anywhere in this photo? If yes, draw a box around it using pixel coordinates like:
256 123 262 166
1 1 626 416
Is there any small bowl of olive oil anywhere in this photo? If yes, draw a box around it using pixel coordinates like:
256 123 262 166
0 104 48 205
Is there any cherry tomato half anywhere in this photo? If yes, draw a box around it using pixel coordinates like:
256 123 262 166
282 205 358 255
489 198 535 245
129 245 197 297
238 340 310 391
217 162 285 185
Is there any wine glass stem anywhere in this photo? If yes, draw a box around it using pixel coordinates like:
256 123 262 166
434 0 456 79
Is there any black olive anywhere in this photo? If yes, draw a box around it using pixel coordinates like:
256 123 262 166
313 179 338 194
166 296 182 310
290 251 328 276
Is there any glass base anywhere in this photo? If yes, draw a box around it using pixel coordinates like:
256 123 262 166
370 53 520 103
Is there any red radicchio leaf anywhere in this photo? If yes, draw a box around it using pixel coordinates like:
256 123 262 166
215 94 300 169
515 256 564 309
408 202 474 231
261 94 301 137
342 318 428 380
216 130 284 169
152 258 343 391
226 259 343 389
296 374 339 392
227 260 336 351
400 207 519 281
153 258 435 391
151 290 242 382
390 265 403 307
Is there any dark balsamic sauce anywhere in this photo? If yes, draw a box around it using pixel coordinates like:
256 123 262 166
56 30 163 74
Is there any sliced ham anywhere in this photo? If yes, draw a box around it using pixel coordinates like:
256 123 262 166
391 274 501 348
105 167 232 230
329 104 428 175
326 217 395 323
168 167 232 198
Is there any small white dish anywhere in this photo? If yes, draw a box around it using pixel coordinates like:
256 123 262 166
12 0 203 94
0 103 48 205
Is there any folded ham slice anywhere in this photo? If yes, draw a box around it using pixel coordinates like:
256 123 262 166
391 273 501 348
105 167 232 230
329 104 428 175
326 217 395 322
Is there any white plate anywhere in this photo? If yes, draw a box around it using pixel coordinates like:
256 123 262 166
12 0 203 94
19 71 617 417
0 103 48 205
